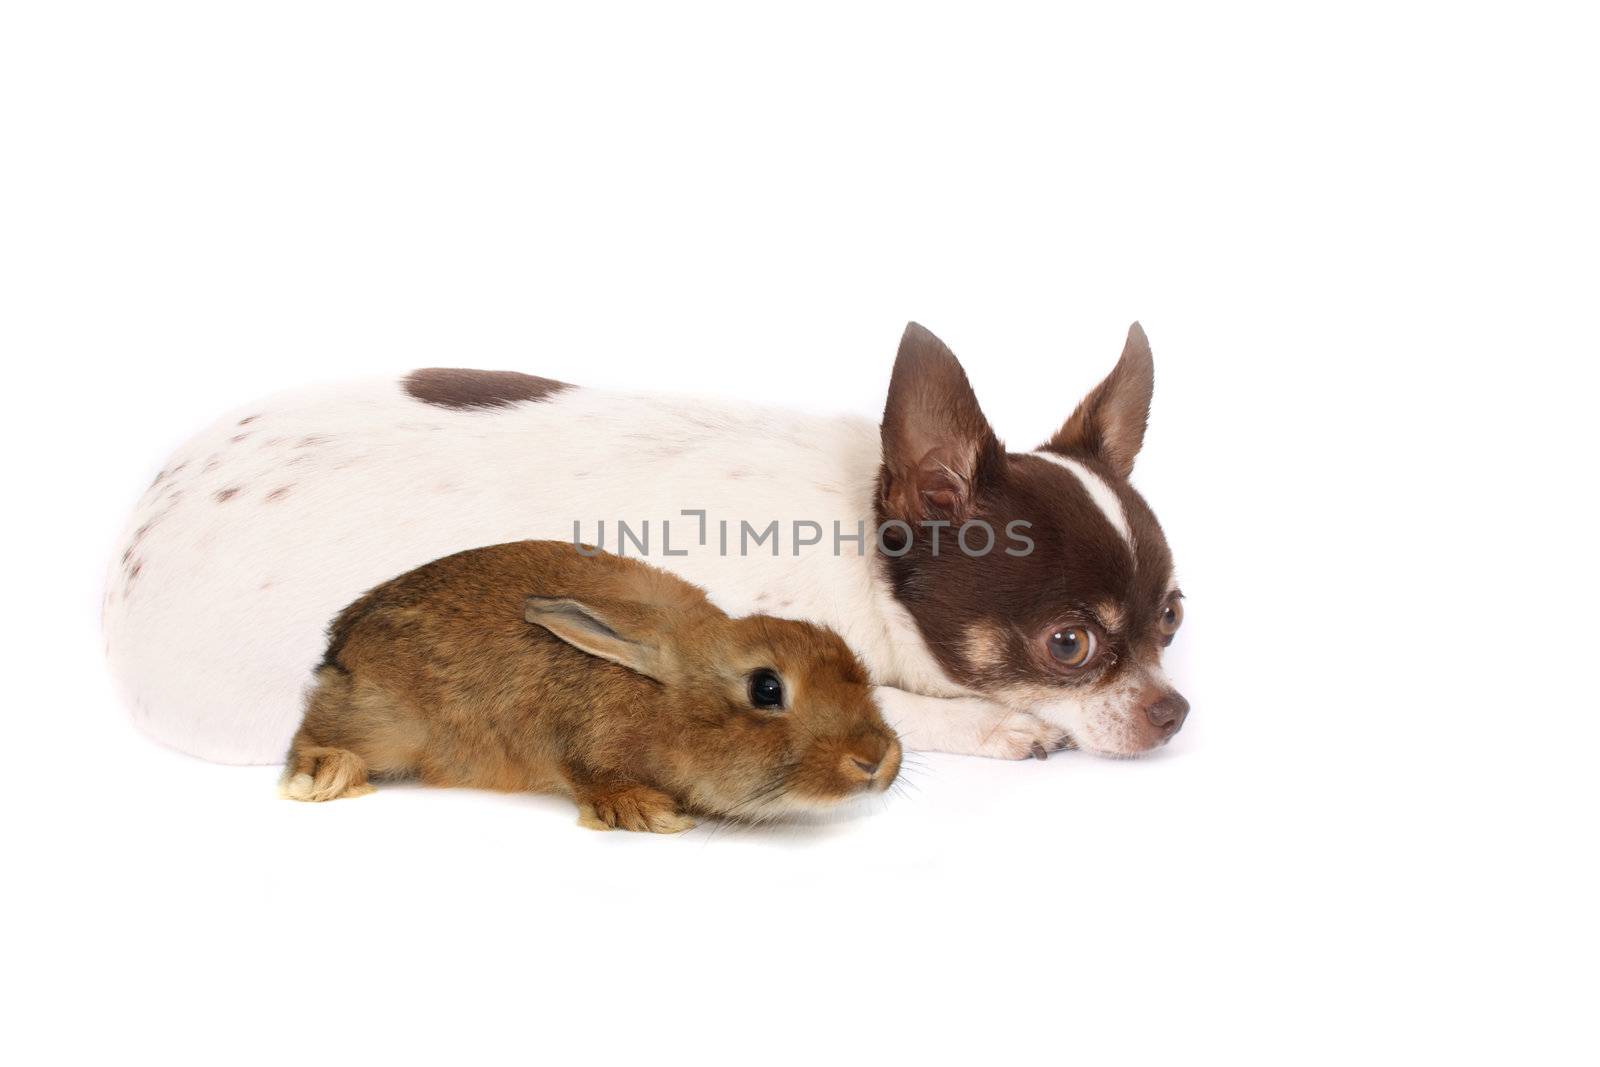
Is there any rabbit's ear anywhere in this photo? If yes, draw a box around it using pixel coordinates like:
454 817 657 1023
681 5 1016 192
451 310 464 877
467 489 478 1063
523 596 667 681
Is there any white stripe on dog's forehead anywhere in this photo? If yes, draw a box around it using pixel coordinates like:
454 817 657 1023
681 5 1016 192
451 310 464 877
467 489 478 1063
1030 451 1134 552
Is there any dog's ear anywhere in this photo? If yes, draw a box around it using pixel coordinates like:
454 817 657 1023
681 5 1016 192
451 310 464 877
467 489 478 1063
523 596 668 682
1044 322 1154 480
879 322 1004 524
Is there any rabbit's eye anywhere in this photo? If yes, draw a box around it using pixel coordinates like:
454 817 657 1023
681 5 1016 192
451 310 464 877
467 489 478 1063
748 669 785 711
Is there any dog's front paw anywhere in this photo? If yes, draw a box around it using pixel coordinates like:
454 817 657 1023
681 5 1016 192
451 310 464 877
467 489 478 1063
972 709 1074 761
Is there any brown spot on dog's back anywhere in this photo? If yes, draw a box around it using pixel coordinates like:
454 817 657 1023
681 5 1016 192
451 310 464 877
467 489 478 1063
215 487 240 502
266 485 293 501
403 368 572 410
238 415 260 425
150 461 187 489
126 521 156 555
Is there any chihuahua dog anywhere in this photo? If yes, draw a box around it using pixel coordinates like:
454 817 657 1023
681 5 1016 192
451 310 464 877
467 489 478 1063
104 322 1186 764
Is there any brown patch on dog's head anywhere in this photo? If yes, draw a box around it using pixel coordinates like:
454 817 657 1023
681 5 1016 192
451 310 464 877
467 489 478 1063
961 620 1008 673
403 368 573 410
875 322 1188 756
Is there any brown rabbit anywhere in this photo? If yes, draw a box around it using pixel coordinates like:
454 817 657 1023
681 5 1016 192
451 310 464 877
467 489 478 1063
281 540 901 832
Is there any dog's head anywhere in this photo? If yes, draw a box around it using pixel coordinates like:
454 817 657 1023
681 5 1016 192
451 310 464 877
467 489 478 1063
875 322 1187 756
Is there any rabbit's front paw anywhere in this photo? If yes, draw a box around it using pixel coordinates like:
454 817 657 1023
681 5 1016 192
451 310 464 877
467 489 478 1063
577 785 696 834
280 745 376 801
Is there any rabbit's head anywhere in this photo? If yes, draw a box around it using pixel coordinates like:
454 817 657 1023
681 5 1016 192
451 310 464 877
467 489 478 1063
525 593 900 822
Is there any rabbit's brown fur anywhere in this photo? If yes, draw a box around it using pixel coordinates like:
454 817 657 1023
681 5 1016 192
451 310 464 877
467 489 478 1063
283 541 900 831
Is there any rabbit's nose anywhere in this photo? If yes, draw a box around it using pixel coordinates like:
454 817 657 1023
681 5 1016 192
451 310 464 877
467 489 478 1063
843 736 899 791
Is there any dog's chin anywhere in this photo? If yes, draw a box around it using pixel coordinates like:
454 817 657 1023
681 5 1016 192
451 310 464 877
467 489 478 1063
1032 707 1170 759
1063 735 1169 759
1078 738 1170 759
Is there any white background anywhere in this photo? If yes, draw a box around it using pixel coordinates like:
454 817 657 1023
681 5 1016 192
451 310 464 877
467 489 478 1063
3 2 1596 1064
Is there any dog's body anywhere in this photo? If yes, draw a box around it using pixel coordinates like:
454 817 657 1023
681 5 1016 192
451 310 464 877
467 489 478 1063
104 324 1187 765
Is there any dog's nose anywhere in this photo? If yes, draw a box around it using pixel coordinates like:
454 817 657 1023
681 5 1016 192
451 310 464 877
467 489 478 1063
851 756 881 777
1144 691 1190 736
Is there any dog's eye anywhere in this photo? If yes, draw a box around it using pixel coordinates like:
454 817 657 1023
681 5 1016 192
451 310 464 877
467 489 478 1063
1159 598 1184 640
748 669 785 711
1047 627 1097 669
